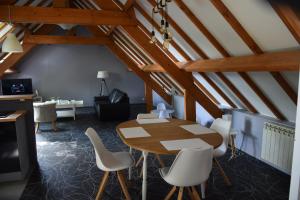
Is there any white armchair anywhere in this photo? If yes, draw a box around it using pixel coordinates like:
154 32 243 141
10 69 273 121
33 102 57 133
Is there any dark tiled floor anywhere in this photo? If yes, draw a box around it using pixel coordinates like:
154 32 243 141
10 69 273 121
20 106 290 200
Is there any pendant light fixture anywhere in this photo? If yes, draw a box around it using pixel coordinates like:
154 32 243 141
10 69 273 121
149 0 173 49
2 6 23 53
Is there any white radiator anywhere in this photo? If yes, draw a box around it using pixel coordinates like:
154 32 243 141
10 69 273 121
261 122 295 174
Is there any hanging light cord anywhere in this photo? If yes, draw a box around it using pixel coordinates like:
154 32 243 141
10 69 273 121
8 5 11 25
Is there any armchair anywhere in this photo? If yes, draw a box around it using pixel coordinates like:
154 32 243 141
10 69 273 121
94 89 130 121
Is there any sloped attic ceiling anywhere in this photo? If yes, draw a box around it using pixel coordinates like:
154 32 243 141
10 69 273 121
0 0 299 122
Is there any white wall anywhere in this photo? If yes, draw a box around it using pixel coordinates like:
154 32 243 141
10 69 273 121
289 72 300 200
7 44 145 106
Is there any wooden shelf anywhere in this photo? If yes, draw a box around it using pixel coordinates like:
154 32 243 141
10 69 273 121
0 110 27 123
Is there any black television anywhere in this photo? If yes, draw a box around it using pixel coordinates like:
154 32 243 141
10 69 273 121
1 79 33 95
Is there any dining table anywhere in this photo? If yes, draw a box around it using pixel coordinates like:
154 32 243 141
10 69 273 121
116 118 223 200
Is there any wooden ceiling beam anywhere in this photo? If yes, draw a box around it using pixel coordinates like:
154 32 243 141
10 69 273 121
24 34 112 45
270 72 298 104
271 3 300 44
193 77 220 106
113 32 146 66
174 0 230 58
239 72 286 120
114 29 153 64
53 0 70 8
216 72 257 113
0 25 56 76
123 26 222 117
211 0 297 106
199 72 237 108
87 26 172 104
91 1 222 117
144 50 300 72
0 0 16 5
0 5 137 26
124 0 135 11
159 73 183 95
211 0 263 54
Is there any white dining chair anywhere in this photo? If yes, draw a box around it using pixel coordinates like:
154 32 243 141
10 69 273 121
135 113 165 174
159 147 213 200
157 102 167 111
136 113 158 119
210 118 232 186
85 128 134 200
158 110 171 119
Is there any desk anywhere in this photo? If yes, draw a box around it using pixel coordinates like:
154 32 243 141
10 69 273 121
116 119 223 200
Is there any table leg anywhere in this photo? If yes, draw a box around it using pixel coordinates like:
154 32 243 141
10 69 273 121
128 147 132 180
73 107 76 120
142 151 148 200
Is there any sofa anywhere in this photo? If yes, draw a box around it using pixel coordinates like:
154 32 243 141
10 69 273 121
94 89 130 121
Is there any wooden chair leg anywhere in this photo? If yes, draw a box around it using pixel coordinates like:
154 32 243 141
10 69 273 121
96 171 110 200
230 135 237 159
164 186 177 200
35 122 39 134
117 171 131 200
214 158 232 186
135 155 143 167
177 187 184 200
155 154 165 168
191 187 201 200
187 187 195 200
52 121 57 131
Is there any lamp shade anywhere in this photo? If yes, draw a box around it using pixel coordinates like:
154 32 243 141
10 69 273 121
2 33 23 53
97 71 109 79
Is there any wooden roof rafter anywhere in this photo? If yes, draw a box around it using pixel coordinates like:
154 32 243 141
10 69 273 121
159 73 184 95
142 0 262 113
211 0 297 106
87 25 172 104
150 72 172 94
113 33 145 66
132 1 239 109
271 3 300 44
92 0 222 118
0 5 137 26
114 28 153 64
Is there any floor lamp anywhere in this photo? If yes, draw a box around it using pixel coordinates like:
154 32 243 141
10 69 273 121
97 71 109 96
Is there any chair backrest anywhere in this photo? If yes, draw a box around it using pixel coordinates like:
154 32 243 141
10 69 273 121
159 110 170 119
210 118 232 151
164 147 213 187
33 102 57 122
85 128 121 171
157 103 166 111
137 113 158 119
108 89 127 104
